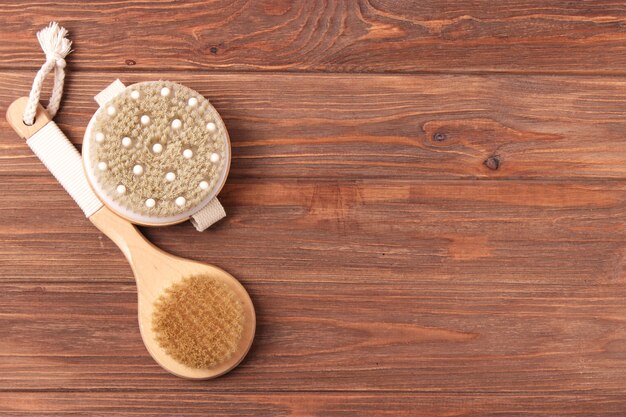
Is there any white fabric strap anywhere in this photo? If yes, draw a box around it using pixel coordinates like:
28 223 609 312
95 79 126 107
27 122 103 217
190 198 226 231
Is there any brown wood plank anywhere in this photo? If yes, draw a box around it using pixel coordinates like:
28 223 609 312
1 278 626 393
0 392 625 417
2 177 626 392
3 1 626 74
5 1 626 414
3 72 626 180
2 177 626 284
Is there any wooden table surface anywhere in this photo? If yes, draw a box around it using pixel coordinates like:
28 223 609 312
2 1 626 415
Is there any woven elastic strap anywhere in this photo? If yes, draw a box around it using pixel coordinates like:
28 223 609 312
190 198 227 231
94 79 126 107
27 122 103 217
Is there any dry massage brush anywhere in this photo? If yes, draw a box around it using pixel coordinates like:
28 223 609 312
6 23 255 379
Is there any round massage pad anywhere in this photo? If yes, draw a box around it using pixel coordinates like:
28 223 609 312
82 81 230 226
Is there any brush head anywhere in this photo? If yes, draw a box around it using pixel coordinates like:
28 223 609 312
151 274 245 369
82 81 230 225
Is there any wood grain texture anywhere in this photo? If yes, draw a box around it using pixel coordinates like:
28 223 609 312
1 278 626 394
1 393 626 417
2 178 626 396
4 0 626 74
3 1 626 415
3 176 626 284
3 72 626 180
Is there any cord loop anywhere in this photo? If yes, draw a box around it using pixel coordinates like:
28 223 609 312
23 22 72 126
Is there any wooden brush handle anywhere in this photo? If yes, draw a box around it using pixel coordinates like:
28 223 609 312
89 204 162 265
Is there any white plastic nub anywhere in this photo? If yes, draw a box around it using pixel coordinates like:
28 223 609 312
26 122 103 218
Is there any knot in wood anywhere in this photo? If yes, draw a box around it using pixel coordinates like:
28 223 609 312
432 132 446 142
484 155 501 170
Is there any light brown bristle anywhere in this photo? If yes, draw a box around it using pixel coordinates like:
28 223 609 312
152 275 244 369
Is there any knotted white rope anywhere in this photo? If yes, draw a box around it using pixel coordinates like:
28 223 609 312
23 22 72 125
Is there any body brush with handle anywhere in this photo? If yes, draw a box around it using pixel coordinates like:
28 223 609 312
5 23 255 380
